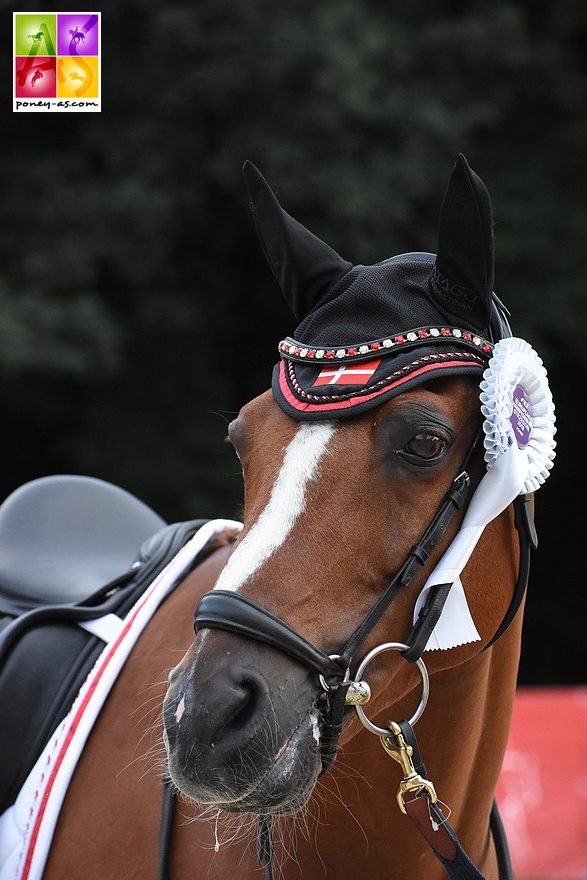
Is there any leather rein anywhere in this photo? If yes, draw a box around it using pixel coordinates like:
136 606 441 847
190 435 537 880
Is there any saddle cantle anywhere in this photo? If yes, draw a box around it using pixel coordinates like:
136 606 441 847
0 475 209 814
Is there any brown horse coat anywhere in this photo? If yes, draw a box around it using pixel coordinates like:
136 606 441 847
45 384 522 880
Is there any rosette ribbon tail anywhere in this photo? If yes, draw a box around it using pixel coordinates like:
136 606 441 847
413 444 529 651
411 336 556 653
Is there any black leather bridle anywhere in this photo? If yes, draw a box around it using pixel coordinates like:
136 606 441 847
193 293 528 765
193 301 534 779
194 456 534 766
194 454 475 773
190 434 536 880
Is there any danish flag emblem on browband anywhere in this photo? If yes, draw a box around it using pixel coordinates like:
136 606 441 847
312 358 382 386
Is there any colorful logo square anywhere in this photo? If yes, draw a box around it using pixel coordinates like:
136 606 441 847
57 56 99 99
14 13 56 56
14 12 101 112
15 56 57 97
57 14 99 56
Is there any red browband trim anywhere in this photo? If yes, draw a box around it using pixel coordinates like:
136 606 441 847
278 351 486 413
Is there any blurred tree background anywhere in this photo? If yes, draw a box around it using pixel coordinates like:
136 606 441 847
1 1 585 682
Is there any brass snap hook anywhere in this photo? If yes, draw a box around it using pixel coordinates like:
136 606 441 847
380 721 438 814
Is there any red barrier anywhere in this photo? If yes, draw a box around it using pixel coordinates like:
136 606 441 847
496 688 587 879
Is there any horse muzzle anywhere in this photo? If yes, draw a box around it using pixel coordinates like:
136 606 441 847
162 631 322 811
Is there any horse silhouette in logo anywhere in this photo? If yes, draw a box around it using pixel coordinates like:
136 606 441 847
25 24 56 57
57 57 92 96
31 69 44 87
69 26 85 45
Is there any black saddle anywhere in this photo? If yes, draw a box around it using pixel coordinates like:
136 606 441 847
0 474 166 609
0 475 212 813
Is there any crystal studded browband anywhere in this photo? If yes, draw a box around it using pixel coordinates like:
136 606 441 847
278 326 493 364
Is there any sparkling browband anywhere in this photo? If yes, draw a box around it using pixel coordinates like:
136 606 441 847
278 326 493 363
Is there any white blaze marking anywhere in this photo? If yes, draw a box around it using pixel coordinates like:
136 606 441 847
213 422 336 593
175 694 186 724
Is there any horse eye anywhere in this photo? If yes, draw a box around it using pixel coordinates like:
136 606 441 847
401 433 447 461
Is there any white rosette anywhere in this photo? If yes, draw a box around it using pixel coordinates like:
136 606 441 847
413 337 556 651
479 337 556 491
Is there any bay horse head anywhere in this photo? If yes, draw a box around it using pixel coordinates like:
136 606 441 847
163 156 554 834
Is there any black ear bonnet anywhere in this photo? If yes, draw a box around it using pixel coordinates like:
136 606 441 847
243 156 511 421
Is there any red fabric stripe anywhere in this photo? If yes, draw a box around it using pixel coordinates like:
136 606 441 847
279 359 482 413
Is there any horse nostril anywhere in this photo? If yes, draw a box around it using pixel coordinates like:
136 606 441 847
221 679 258 733
204 671 268 752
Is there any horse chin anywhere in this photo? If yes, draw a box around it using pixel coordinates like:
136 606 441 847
221 711 322 814
167 709 322 815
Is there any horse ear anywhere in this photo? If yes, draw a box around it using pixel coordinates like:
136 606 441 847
242 161 352 320
433 154 494 330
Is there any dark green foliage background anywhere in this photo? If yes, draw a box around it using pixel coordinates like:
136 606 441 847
2 2 585 682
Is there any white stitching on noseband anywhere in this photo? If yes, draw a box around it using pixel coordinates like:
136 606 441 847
213 422 336 593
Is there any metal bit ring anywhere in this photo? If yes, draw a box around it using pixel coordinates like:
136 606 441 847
354 642 429 735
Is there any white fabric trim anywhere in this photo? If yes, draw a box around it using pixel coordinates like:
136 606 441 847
78 613 123 643
0 519 242 880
